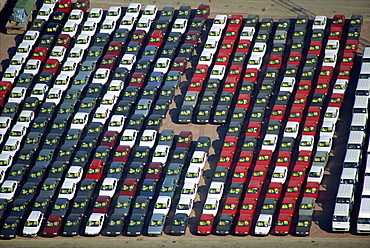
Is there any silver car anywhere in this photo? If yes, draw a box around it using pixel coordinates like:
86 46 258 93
147 213 166 236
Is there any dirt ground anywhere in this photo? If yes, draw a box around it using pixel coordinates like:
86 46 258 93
1 0 370 247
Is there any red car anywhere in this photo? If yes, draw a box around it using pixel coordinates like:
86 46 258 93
100 55 118 70
291 93 308 109
185 30 201 47
188 77 205 92
296 80 312 95
128 72 146 87
222 136 238 153
222 197 239 216
43 59 60 74
284 180 302 199
214 51 231 66
145 162 164 181
31 47 49 62
244 180 264 200
268 55 283 69
239 197 258 216
337 65 351 80
195 4 210 19
86 159 105 180
314 79 330 95
229 14 243 29
235 94 251 109
55 34 73 49
256 150 273 166
245 121 262 138
290 164 308 185
223 27 239 42
193 64 209 79
318 66 334 81
56 0 72 12
307 41 322 56
344 39 358 54
171 57 187 74
279 197 297 216
331 14 345 28
227 65 243 81
287 52 302 67
131 30 147 45
243 68 258 83
270 105 286 122
176 131 193 149
276 151 292 168
302 120 319 136
74 0 90 12
232 165 248 183
265 182 284 200
303 182 320 199
235 214 253 235
43 214 63 236
288 106 304 123
113 145 131 163
306 106 322 123
222 76 239 93
235 39 251 54
0 81 12 105
328 93 345 108
106 41 124 56
295 151 312 168
236 150 254 169
197 214 214 235
217 151 234 168
100 131 119 148
120 178 139 197
274 213 292 235
250 163 269 182
148 30 164 47
93 196 111 214
328 26 342 41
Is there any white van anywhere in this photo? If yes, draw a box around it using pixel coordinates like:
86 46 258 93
343 149 362 169
347 131 366 150
355 78 370 96
357 198 370 233
332 203 350 232
362 47 370 63
350 113 368 131
340 167 358 185
335 184 355 210
359 63 370 79
352 96 368 114
362 176 370 197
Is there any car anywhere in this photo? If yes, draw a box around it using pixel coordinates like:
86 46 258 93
120 178 139 197
85 213 105 236
312 15 327 30
202 198 220 216
58 181 77 200
100 19 117 35
0 215 22 239
135 17 152 33
0 180 18 200
170 213 188 235
126 214 145 236
104 213 125 236
22 211 44 237
42 214 63 236
105 6 122 22
131 196 151 217
153 196 172 216
197 214 214 235
255 214 273 236
296 215 312 236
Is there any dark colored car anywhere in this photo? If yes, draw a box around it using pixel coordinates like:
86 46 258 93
62 213 83 236
105 213 125 236
126 214 145 236
212 166 229 183
8 198 30 218
295 215 312 236
70 196 90 216
0 215 21 239
215 214 234 235
77 179 97 199
131 196 151 216
113 195 132 217
170 213 189 235
195 136 211 153
51 198 70 217
126 162 145 179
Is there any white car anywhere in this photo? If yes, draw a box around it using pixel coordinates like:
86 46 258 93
23 59 42 75
9 123 27 140
307 165 325 183
316 136 333 153
247 55 263 70
49 46 67 62
251 42 267 57
240 27 255 41
8 54 27 71
0 117 11 133
53 74 71 91
255 214 272 236
61 21 79 38
153 57 171 74
0 180 18 200
8 86 26 103
299 135 315 151
100 93 118 110
203 38 219 55
198 50 214 67
175 196 194 216
322 53 337 67
136 17 152 33
2 138 21 157
42 0 58 9
207 181 224 201
119 54 136 71
92 106 111 124
92 68 111 85
180 181 198 201
153 196 171 215
324 107 340 124
87 8 104 24
23 211 44 237
17 110 35 125
60 60 78 77
58 181 77 200
209 65 226 80
107 115 126 133
73 34 92 52
320 121 336 137
184 165 202 185
312 16 327 30
325 40 340 55
68 9 84 26
152 145 170 164
1 68 20 83
189 151 207 170
15 42 32 58
125 3 141 19
134 99 152 117
85 213 105 236
202 198 220 216
171 18 188 34
139 130 158 148
207 26 223 42
45 87 63 105
65 166 84 184
283 121 300 139
261 134 278 152
120 129 138 148
100 19 117 35
67 47 85 64
332 79 348 94
36 5 53 20
212 15 227 30
99 178 119 197
119 15 136 31
279 77 296 93
142 5 158 21
0 153 13 171
107 80 125 97
104 6 122 22
271 166 288 184
70 112 89 130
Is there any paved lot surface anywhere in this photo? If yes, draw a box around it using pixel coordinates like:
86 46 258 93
0 0 370 247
